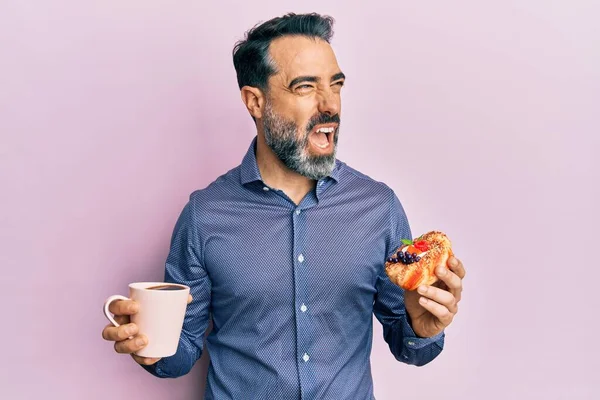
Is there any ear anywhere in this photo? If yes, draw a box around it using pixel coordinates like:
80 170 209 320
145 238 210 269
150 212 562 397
240 86 265 120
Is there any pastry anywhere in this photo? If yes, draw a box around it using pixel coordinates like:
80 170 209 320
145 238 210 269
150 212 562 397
385 231 453 291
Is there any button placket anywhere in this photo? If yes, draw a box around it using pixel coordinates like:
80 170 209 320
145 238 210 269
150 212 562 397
292 199 312 395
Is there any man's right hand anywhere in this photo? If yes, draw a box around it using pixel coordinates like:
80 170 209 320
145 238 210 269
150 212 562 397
101 294 193 366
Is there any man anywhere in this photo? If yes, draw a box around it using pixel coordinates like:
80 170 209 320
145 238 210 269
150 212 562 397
102 12 465 399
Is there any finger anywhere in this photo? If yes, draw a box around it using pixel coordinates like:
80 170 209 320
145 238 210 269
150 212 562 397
417 285 457 314
108 300 139 316
187 294 193 304
114 315 130 325
131 354 162 366
102 323 138 341
114 334 148 354
418 297 454 327
436 266 463 302
448 256 466 279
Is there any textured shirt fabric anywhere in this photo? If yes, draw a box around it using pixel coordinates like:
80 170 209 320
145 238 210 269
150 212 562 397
143 136 445 399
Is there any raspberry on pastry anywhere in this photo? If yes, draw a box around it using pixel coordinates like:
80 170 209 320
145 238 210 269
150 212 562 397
385 231 454 291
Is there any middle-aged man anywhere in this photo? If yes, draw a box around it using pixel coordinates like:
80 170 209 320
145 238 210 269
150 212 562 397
102 12 465 399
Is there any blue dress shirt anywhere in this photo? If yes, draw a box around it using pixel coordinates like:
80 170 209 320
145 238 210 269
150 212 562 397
143 136 444 399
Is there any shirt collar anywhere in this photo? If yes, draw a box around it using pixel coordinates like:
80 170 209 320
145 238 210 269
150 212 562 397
240 136 341 185
240 136 263 185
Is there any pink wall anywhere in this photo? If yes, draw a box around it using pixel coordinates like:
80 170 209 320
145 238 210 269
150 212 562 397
1 1 598 399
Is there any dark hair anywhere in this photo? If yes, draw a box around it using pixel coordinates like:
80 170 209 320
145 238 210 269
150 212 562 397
232 13 335 92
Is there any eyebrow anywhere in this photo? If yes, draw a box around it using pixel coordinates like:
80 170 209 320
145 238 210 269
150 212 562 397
287 72 346 89
331 72 346 82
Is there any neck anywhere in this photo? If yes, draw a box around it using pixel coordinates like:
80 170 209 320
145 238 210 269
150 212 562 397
255 132 316 205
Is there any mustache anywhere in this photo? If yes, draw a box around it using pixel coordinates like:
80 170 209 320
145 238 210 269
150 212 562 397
306 113 340 133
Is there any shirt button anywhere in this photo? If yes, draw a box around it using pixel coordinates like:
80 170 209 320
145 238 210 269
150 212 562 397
407 341 415 346
295 209 301 215
298 254 304 263
263 186 269 191
300 303 307 312
302 353 310 362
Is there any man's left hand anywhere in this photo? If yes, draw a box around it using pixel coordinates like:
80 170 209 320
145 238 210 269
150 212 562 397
404 256 466 338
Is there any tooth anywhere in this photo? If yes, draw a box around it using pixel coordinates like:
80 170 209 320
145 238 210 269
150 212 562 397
317 127 334 133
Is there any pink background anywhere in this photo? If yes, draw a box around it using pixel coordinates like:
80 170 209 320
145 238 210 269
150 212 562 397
1 1 598 399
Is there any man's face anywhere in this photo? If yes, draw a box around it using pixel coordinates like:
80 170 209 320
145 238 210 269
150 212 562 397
261 35 345 180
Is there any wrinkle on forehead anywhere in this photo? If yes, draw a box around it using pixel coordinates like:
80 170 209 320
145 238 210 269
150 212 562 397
268 36 340 91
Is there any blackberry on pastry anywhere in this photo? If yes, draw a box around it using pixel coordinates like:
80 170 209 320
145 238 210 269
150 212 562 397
385 231 454 291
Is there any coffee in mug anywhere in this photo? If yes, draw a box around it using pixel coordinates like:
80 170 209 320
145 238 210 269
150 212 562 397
146 284 186 291
103 282 190 358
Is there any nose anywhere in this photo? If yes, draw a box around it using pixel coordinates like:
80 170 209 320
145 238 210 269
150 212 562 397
317 88 340 116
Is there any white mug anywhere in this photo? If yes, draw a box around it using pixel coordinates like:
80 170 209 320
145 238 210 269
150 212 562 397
103 282 190 358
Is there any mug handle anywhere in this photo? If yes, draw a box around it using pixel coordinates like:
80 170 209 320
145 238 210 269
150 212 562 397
103 295 130 329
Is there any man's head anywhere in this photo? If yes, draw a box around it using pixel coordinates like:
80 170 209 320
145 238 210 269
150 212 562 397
233 13 345 180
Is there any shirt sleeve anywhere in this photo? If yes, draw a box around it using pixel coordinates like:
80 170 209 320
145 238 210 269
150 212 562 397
141 197 212 378
372 188 445 367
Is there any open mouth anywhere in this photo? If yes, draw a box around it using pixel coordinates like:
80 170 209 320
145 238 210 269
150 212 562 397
308 123 337 150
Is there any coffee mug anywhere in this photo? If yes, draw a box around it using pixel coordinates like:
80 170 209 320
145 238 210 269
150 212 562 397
103 282 190 358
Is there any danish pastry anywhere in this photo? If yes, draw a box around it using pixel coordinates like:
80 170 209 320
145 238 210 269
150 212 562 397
385 231 453 291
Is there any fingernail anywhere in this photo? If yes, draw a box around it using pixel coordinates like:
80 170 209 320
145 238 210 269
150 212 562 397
129 304 139 313
450 258 458 267
437 267 447 276
125 325 136 335
419 297 428 305
135 337 146 347
417 286 427 294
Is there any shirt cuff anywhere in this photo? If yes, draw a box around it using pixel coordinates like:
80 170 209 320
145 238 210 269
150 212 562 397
139 356 175 378
401 312 445 349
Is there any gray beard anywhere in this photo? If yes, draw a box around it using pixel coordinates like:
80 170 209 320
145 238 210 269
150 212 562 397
262 101 338 181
